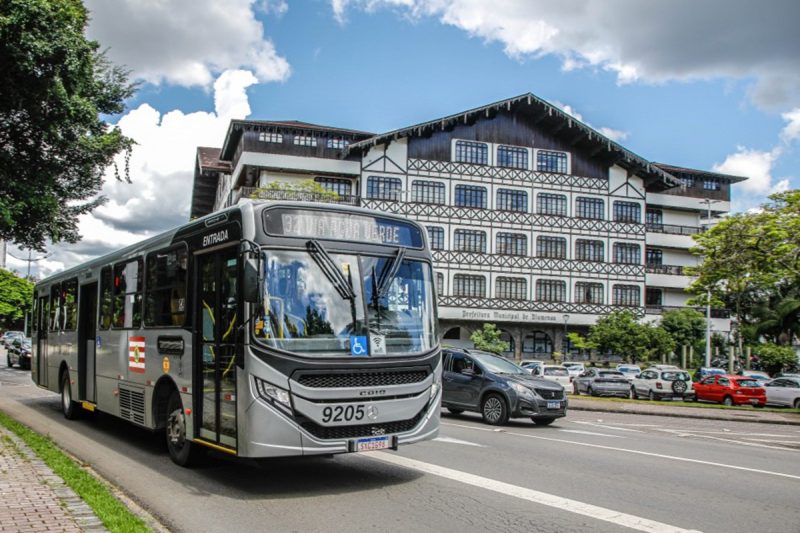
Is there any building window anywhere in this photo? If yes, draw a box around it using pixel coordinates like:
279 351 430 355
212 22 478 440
411 180 445 204
678 173 696 188
613 201 641 223
645 288 663 306
537 193 567 216
646 248 663 266
575 239 604 262
496 277 527 300
454 140 489 165
496 188 528 212
145 246 188 327
453 274 486 297
454 184 487 208
112 258 143 328
575 282 604 304
536 150 568 173
454 229 487 253
523 331 552 354
427 226 445 250
536 236 567 259
496 233 527 256
366 176 402 200
536 279 566 302
613 284 640 307
497 145 528 169
436 272 444 295
576 197 604 219
326 138 349 149
293 135 317 147
646 208 663 226
315 177 351 196
614 242 641 264
703 178 721 190
258 132 283 143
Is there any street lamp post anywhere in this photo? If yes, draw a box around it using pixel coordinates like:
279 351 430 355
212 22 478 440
700 199 721 368
562 314 569 360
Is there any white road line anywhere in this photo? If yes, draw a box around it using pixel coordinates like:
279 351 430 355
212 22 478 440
434 436 486 447
572 420 645 433
559 429 624 438
658 429 793 437
743 438 800 444
365 452 698 533
440 422 800 481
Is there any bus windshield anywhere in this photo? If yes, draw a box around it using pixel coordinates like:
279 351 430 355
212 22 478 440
252 248 437 357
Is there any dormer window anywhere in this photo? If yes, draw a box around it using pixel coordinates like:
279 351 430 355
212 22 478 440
326 138 349 149
293 135 317 147
454 140 489 165
258 132 283 143
536 150 569 174
703 178 721 191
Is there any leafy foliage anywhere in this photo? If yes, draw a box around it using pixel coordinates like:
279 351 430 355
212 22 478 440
659 308 706 353
0 269 34 329
754 343 798 376
470 323 510 355
0 0 136 250
582 310 675 364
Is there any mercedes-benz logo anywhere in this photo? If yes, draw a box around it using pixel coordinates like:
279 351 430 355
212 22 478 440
366 405 379 421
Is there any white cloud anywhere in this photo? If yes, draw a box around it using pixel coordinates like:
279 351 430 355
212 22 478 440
86 0 290 87
552 101 629 142
333 0 800 110
713 147 781 195
780 108 800 143
10 70 257 279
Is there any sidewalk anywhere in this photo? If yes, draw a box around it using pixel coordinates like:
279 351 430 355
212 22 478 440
0 426 107 533
568 397 800 426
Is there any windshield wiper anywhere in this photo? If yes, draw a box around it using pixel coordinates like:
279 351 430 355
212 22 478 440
376 247 406 299
307 240 356 301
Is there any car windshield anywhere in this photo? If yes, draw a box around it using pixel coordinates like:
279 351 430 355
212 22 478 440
736 379 761 387
662 371 690 381
744 372 769 379
544 367 569 376
599 371 625 377
252 249 437 357
618 367 640 374
472 353 527 375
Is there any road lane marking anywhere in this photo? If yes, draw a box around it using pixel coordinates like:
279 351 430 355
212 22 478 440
558 429 624 438
441 422 800 480
572 421 644 433
434 437 486 447
365 452 698 533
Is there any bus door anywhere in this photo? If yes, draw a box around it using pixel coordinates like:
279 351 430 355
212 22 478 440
34 295 49 387
196 247 239 450
77 283 98 402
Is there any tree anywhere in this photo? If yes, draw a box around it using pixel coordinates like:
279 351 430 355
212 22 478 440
0 0 135 250
470 323 510 355
586 310 651 363
0 269 34 330
755 343 798 376
659 308 706 354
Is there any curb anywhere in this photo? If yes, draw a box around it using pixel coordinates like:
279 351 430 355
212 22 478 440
568 403 800 426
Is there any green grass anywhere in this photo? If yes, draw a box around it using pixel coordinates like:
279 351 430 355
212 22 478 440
0 411 151 533
571 394 800 414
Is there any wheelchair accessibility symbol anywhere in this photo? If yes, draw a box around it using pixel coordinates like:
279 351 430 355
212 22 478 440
350 336 368 357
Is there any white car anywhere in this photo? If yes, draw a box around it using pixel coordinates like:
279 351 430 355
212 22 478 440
630 367 695 401
530 365 572 390
738 370 771 386
615 365 642 381
562 362 585 378
763 377 800 408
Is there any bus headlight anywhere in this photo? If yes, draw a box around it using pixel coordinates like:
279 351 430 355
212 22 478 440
254 377 292 413
430 373 442 402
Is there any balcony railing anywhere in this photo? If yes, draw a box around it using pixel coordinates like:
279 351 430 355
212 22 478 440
230 187 361 207
645 223 701 236
645 305 730 318
645 264 688 276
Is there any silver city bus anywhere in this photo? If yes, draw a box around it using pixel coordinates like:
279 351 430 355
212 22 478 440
31 201 441 465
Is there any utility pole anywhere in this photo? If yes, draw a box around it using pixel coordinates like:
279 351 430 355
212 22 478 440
7 248 51 279
700 198 721 367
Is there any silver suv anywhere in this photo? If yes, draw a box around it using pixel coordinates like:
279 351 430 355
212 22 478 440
630 366 695 401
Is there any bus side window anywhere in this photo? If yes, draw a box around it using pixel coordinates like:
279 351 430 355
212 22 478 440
145 245 187 327
99 267 113 330
49 284 61 332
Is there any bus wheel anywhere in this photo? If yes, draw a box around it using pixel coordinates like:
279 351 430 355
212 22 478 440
166 391 204 467
60 373 79 420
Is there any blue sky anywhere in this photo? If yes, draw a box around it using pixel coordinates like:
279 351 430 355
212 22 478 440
7 0 800 277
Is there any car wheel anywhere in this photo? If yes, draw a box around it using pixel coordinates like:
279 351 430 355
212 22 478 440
481 393 509 426
532 417 556 426
588 386 597 397
166 391 205 467
794 398 800 409
648 390 659 401
573 383 580 395
6 352 12 367
447 408 464 415
722 396 734 407
60 373 79 420
630 387 638 400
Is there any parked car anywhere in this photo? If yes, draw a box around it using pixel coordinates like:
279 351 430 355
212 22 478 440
737 370 771 386
529 365 572 389
615 365 642 381
693 374 766 407
441 348 567 426
520 361 544 374
7 337 32 370
561 362 585 378
763 377 800 408
573 369 630 397
1 331 25 348
693 367 727 382
630 367 695 401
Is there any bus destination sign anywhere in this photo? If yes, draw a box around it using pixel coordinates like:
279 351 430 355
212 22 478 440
264 208 423 248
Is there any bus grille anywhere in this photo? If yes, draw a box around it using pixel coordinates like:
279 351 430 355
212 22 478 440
119 386 146 425
299 409 425 440
296 369 428 389
535 389 564 400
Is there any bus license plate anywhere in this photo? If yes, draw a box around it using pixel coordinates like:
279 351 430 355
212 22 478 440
546 401 561 410
355 436 390 452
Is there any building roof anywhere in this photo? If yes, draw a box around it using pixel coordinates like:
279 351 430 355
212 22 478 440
651 163 748 183
197 147 231 172
345 92 682 190
191 147 231 219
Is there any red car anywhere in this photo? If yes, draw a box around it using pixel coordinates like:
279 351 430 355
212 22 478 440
694 374 766 407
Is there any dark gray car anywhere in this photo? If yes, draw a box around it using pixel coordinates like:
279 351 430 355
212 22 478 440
441 349 567 426
572 368 630 397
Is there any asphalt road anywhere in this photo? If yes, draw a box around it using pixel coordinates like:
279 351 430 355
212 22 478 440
2 350 799 533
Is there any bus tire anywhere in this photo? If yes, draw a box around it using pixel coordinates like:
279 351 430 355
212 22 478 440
60 372 79 420
166 391 204 467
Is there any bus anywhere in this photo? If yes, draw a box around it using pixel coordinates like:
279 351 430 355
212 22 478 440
31 201 441 465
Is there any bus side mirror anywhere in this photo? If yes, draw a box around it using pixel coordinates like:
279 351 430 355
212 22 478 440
243 258 260 303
